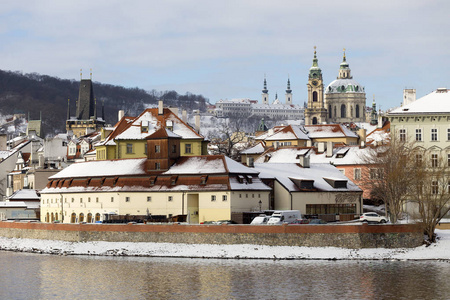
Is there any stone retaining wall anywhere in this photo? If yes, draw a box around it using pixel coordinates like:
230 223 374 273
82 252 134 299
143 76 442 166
0 221 423 249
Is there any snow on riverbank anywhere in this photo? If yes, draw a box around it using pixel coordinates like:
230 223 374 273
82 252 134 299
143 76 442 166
0 230 449 261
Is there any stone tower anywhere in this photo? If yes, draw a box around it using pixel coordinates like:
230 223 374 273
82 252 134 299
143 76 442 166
262 77 269 105
304 47 327 125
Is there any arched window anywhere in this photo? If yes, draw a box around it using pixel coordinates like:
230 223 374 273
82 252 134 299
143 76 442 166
341 104 346 118
87 213 93 223
313 91 318 102
356 105 360 118
71 213 76 223
328 105 332 118
79 213 84 223
95 213 101 222
312 117 318 125
46 212 49 223
51 213 54 222
55 213 58 221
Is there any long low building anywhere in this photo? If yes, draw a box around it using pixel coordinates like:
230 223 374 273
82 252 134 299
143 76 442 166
40 156 271 224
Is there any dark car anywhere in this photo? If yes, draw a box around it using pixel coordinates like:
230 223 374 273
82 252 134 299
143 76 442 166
308 219 327 224
290 219 310 224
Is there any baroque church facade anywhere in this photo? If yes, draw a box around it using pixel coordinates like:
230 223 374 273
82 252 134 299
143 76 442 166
305 48 366 125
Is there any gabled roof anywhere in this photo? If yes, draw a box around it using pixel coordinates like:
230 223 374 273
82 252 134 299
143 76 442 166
8 189 40 201
241 142 265 155
265 125 310 141
100 108 203 144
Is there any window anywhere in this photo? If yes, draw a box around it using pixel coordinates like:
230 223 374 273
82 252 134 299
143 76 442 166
399 129 406 142
239 194 242 198
88 197 91 203
211 195 216 201
126 143 133 154
96 197 99 203
222 195 227 201
447 128 450 141
431 154 438 168
354 168 361 180
147 196 151 202
168 196 173 202
80 198 83 203
126 197 130 202
71 198 74 203
341 104 346 118
111 197 114 202
155 145 160 153
416 154 423 165
172 145 177 153
369 168 382 180
155 162 160 170
432 181 439 195
415 129 422 141
431 128 438 141
145 143 148 155
448 154 450 167
185 144 192 154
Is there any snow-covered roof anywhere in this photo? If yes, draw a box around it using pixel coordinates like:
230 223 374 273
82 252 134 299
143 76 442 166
265 125 310 141
325 78 365 94
254 163 361 192
8 189 40 200
254 146 374 166
305 124 358 139
163 156 259 175
49 158 148 179
389 88 450 114
241 142 265 155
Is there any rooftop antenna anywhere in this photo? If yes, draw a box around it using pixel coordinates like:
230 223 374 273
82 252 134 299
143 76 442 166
90 68 92 80
80 69 82 80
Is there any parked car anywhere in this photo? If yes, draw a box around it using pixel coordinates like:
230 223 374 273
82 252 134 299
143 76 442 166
308 219 327 224
215 220 238 224
360 213 387 223
250 215 272 225
290 219 310 224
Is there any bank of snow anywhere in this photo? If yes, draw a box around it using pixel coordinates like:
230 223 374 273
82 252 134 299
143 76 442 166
0 230 448 261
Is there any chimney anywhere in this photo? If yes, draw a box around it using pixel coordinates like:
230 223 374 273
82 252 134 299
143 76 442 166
194 112 201 133
182 110 187 123
39 153 45 168
326 141 333 157
0 134 7 151
169 107 179 116
299 155 310 168
118 110 125 121
318 142 325 154
377 114 383 129
358 128 366 148
158 100 164 115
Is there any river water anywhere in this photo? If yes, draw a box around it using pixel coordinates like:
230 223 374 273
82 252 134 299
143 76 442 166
0 251 449 300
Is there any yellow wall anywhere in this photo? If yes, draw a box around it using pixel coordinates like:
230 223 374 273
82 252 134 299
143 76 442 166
265 140 307 147
40 190 270 224
180 140 204 156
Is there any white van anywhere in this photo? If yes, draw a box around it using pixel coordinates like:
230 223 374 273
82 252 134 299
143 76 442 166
250 214 271 225
267 210 301 225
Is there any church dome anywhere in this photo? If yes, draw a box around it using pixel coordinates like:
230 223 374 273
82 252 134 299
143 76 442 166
325 79 365 94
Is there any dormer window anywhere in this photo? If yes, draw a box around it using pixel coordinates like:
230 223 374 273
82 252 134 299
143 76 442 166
149 176 156 186
238 175 245 183
200 175 208 185
170 176 178 186
324 177 347 188
246 175 253 183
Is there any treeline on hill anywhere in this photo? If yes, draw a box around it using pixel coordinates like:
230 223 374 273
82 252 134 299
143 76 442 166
0 70 208 136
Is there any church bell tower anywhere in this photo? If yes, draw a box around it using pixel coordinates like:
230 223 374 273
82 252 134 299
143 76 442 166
304 47 327 125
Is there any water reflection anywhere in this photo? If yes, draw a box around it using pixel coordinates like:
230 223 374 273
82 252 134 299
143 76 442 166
0 251 448 300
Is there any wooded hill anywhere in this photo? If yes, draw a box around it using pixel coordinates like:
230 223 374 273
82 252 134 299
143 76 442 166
0 70 208 137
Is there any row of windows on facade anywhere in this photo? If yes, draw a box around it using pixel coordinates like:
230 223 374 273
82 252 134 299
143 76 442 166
125 144 192 154
399 128 450 142
43 195 230 204
44 212 101 223
68 145 89 156
328 104 362 119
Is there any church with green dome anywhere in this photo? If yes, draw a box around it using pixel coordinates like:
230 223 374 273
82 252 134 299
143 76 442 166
305 48 366 125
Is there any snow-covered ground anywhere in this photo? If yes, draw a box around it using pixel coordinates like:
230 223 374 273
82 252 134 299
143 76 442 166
0 230 448 260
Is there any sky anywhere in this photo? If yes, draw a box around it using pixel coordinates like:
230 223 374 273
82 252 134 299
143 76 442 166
1 0 449 112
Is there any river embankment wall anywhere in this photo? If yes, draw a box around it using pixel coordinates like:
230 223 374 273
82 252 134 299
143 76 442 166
0 222 423 249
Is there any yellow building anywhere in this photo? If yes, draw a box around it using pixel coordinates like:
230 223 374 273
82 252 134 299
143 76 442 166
95 105 207 161
40 156 271 224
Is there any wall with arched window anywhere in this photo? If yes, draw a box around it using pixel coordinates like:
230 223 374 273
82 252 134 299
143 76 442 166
341 104 346 118
313 91 318 102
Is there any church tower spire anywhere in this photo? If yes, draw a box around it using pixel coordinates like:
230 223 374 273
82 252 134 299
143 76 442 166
285 77 292 105
262 76 269 105
304 47 327 125
338 48 352 79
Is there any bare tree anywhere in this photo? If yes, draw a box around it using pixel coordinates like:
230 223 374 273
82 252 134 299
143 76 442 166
207 119 251 160
408 150 450 243
361 140 417 223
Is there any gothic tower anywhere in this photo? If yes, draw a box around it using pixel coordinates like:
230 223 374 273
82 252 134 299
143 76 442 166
304 47 327 125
